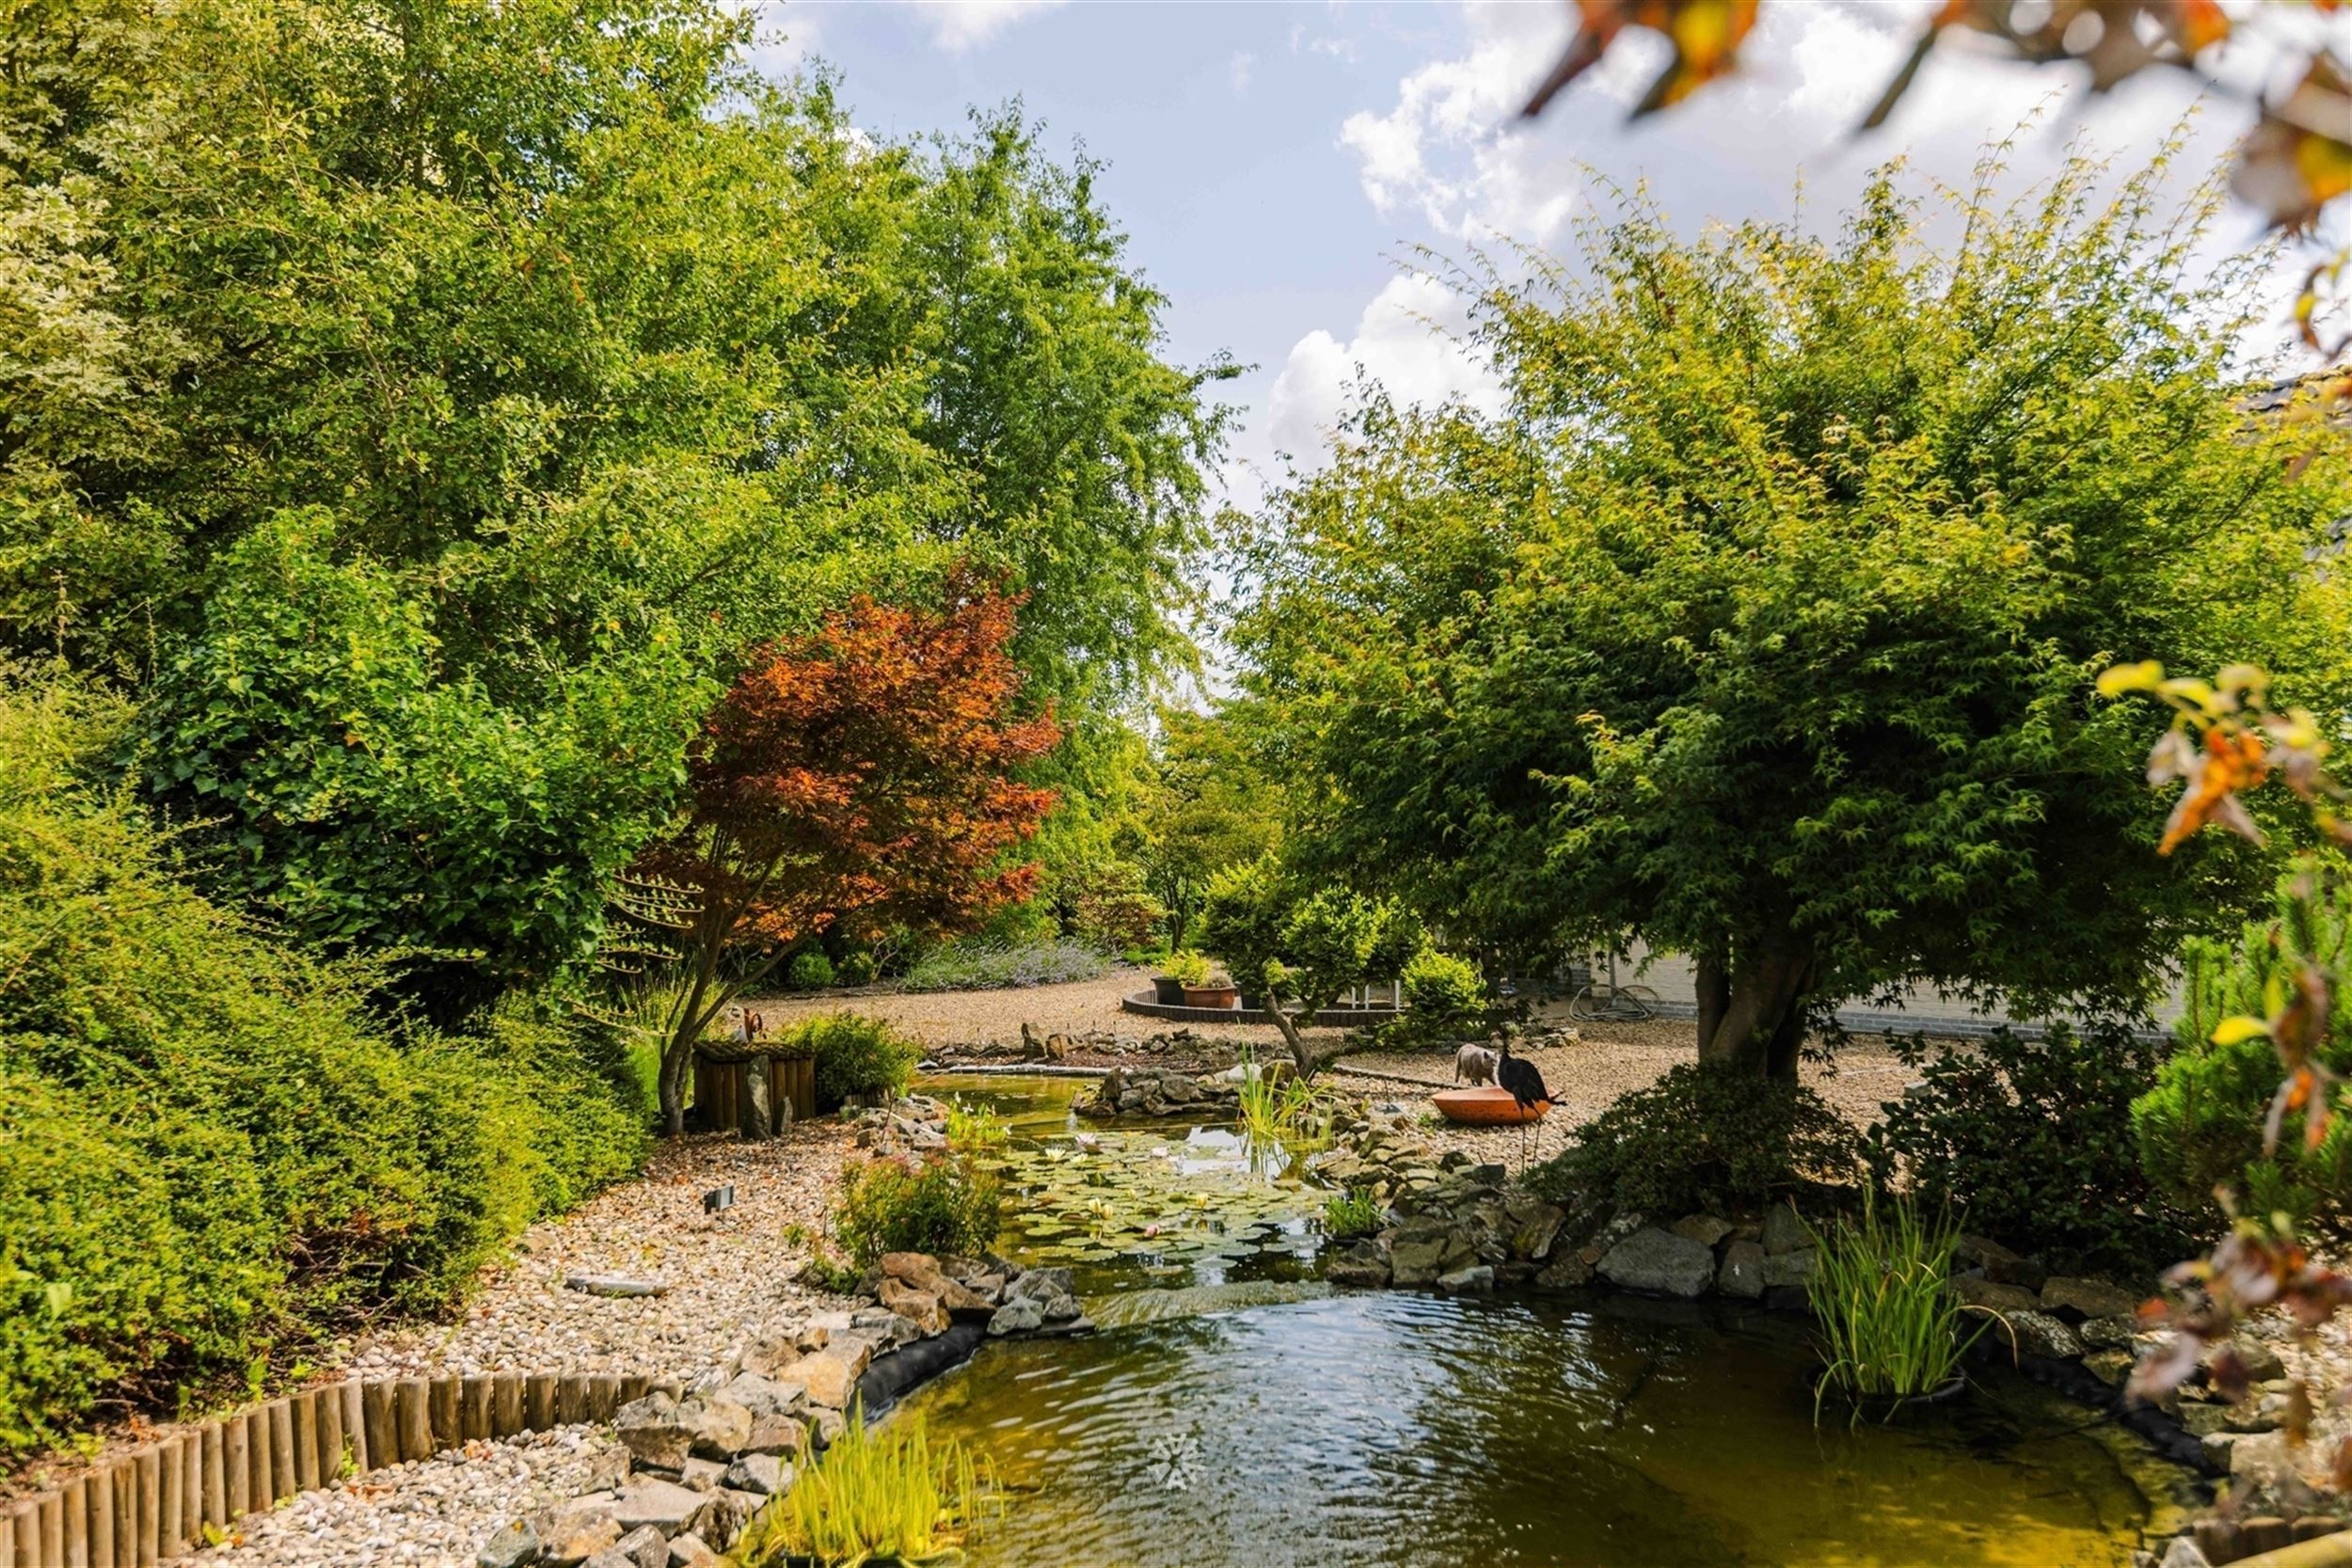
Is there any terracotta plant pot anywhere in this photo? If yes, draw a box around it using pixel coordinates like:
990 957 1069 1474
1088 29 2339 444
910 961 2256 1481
1152 975 1187 1006
1182 985 1239 1010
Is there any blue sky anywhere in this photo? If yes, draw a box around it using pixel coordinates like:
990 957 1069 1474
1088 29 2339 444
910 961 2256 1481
759 2 2335 513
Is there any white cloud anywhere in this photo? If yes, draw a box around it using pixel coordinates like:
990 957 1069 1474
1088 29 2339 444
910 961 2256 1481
914 0 1067 52
1264 271 1502 465
1231 50 1256 96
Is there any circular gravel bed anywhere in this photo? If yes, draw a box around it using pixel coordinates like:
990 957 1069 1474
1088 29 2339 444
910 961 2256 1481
188 1426 624 1568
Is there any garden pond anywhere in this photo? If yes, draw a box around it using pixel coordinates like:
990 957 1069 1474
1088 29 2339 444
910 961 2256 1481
900 1072 2200 1567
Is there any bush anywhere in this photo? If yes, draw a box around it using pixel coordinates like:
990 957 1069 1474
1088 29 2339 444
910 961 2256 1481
833 1154 1002 1267
788 949 838 990
782 1011 921 1110
834 950 878 988
2134 892 2352 1229
1867 1022 2193 1276
1402 947 1485 1027
1164 949 1212 987
899 937 1110 992
1200 853 1292 995
0 673 647 1454
1529 1063 1864 1222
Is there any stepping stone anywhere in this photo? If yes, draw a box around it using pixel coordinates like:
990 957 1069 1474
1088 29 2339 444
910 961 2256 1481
565 1275 671 1298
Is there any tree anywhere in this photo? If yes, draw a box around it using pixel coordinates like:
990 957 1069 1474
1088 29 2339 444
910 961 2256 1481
1232 148 2352 1079
1130 705 1284 950
623 585 1061 1134
1200 854 1421 1075
7 0 1227 1000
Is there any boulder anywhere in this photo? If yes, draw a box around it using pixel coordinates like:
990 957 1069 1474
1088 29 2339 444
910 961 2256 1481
988 1300 1045 1337
614 1393 692 1472
739 1334 801 1378
679 1457 727 1493
667 1534 723 1568
792 1350 863 1409
1535 1253 1593 1290
2208 1337 2287 1384
2227 1431 2294 1481
1950 1275 2040 1315
691 1489 764 1551
1760 1250 1816 1290
1597 1227 1717 1298
1437 1264 1495 1294
535 1498 622 1567
1006 1267 1076 1305
1716 1240 1767 1300
2000 1309 2084 1360
614 1477 708 1535
1467 1163 1507 1188
1509 1204 1569 1262
608 1527 671 1568
1326 1239 1392 1289
1671 1215 1734 1249
2082 1350 2135 1388
1760 1204 1809 1256
878 1276 950 1335
716 1373 805 1420
743 1412 809 1459
723 1453 787 1496
2041 1277 2141 1323
1958 1235 2048 1291
2078 1316 2138 1351
680 1397 753 1460
476 1521 539 1568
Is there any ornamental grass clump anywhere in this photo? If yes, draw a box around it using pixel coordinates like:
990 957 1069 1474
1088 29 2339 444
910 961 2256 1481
1806 1192 1988 1422
1322 1188 1384 1240
732 1403 994 1567
1234 1055 1334 1153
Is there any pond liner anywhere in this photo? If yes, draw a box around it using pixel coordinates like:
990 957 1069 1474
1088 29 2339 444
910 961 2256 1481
1964 1339 2219 1475
853 1323 990 1418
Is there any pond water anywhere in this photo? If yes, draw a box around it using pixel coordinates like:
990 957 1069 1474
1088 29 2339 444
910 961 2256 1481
903 1073 2196 1568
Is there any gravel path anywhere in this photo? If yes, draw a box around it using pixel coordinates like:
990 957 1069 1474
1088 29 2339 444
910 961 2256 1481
347 1121 860 1382
189 1426 625 1568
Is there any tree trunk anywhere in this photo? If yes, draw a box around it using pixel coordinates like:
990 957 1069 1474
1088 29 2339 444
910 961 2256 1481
1693 940 1817 1083
1264 1005 1345 1080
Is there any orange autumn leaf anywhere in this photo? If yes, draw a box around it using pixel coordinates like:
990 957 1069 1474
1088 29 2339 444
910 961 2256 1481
2157 726 2269 854
1522 0 1759 119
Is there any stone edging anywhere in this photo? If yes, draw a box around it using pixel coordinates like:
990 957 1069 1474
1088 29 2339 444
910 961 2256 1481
1118 990 1403 1025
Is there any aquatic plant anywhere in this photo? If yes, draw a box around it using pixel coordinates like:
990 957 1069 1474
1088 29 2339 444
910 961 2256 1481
1322 1188 1383 1240
1806 1192 1988 1421
834 1153 1003 1267
1235 1056 1335 1153
732 1402 994 1567
944 1096 1010 1151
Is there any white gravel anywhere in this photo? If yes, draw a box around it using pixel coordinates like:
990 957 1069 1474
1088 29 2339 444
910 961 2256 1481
188 1426 624 1567
346 1121 860 1382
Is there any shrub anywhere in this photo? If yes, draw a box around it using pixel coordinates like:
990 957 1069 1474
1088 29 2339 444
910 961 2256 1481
1200 853 1292 994
899 937 1110 992
1807 1191 1986 1419
1866 1022 2193 1276
833 1154 1002 1266
834 950 878 988
1528 1063 1863 1222
788 949 838 990
1401 947 1485 1027
2133 891 2352 1229
732 1404 993 1568
780 1012 921 1110
1164 949 1213 987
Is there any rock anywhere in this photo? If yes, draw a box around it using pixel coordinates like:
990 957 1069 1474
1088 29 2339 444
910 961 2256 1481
2000 1309 2084 1360
739 1334 802 1377
1949 1275 2041 1315
1509 1204 1568 1262
2041 1276 2141 1323
680 1397 754 1460
2159 1536 2214 1568
536 1499 623 1567
2083 1349 2135 1388
1760 1204 1809 1256
615 1392 692 1472
1467 1163 1507 1187
1326 1239 1391 1288
691 1489 764 1551
608 1526 670 1568
717 1373 805 1420
1535 1253 1593 1290
614 1477 709 1535
724 1453 787 1496
2228 1431 2294 1481
807 1405 846 1449
668 1533 723 1568
2177 1403 2233 1437
680 1456 727 1492
1671 1215 1734 1249
2209 1337 2288 1383
1006 1267 1076 1305
1760 1251 1816 1290
1597 1227 1717 1298
988 1299 1045 1336
2078 1316 2138 1351
881 1252 946 1291
476 1521 539 1568
564 1274 671 1298
1716 1240 1767 1299
791 1349 866 1409
879 1276 950 1335
743 1412 809 1458
1958 1235 2048 1291
1437 1264 1495 1294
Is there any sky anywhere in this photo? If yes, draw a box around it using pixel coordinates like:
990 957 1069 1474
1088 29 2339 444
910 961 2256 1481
757 0 2339 515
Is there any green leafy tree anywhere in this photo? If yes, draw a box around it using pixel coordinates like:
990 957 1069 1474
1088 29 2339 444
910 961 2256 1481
1129 705 1284 950
1232 146 2352 1078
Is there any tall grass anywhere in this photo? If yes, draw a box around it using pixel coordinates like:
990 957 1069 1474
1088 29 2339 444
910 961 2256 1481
944 1095 1009 1151
733 1403 995 1567
1235 1054 1336 1153
1805 1192 1989 1422
1323 1188 1383 1240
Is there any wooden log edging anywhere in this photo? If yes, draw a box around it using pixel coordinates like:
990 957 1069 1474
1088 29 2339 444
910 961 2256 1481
0 1370 672 1567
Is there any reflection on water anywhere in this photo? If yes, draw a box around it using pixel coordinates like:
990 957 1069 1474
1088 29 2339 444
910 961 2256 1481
913 1074 2193 1568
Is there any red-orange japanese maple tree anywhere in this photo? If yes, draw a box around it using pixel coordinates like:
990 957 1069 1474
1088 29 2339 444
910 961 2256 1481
622 584 1061 1134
